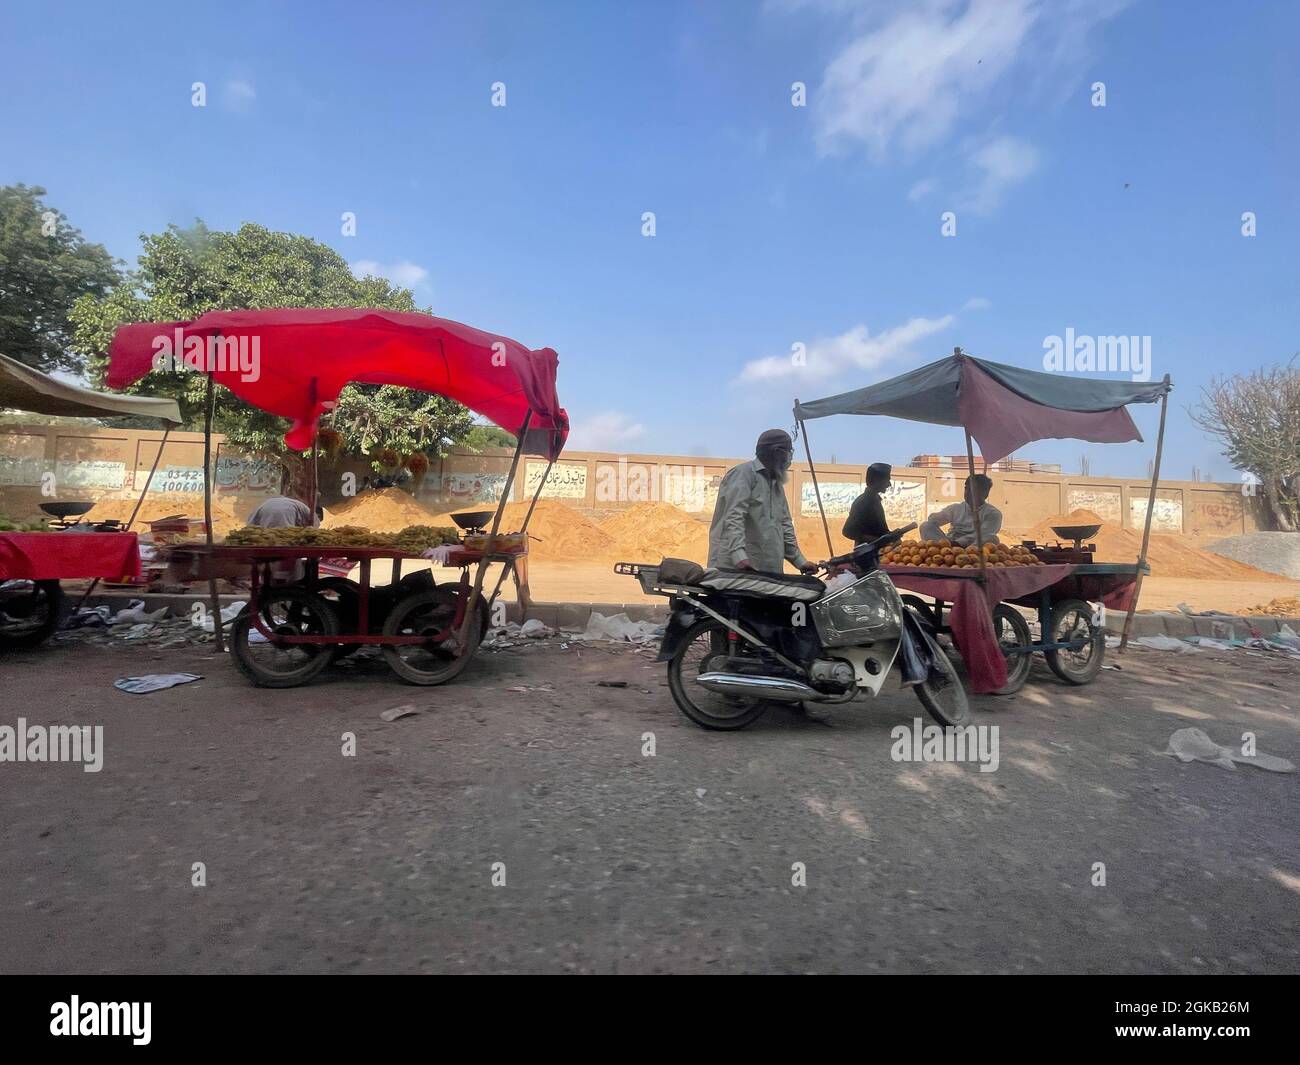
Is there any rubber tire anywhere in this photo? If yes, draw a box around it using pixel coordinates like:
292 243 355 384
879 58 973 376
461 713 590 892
666 618 768 731
913 642 971 726
0 580 65 649
381 586 485 686
900 594 938 631
315 577 363 661
991 603 1033 695
1044 598 1104 685
229 588 339 688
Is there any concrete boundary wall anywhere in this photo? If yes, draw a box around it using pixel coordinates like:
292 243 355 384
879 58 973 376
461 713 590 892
0 426 1263 537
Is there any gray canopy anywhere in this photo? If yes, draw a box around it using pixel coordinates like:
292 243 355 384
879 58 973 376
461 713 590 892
794 353 1170 463
0 352 183 424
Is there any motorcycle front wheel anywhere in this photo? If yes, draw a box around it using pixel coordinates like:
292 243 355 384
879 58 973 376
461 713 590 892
912 642 971 726
667 618 768 731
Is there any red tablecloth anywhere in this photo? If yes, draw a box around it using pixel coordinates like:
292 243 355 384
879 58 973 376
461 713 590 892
884 564 1138 694
0 532 140 581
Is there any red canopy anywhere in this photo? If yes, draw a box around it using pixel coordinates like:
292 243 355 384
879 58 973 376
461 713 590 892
107 308 568 459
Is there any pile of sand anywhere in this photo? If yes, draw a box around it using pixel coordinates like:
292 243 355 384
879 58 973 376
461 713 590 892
430 499 616 562
86 494 241 536
599 502 710 563
321 487 443 532
1021 509 1285 581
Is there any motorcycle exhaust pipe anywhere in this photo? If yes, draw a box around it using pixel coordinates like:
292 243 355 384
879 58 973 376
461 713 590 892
695 672 820 703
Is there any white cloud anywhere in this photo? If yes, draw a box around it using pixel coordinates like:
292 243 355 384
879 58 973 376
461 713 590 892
738 314 956 384
959 135 1040 214
963 296 991 311
908 177 938 202
567 411 647 452
222 79 256 111
796 0 1128 162
349 259 430 289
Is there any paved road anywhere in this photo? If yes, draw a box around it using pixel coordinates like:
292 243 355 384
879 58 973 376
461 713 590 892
1 633 1297 973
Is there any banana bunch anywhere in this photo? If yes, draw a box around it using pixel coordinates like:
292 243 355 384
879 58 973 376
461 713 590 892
223 523 461 551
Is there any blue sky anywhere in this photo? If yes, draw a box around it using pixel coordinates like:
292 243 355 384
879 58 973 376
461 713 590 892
3 0 1297 479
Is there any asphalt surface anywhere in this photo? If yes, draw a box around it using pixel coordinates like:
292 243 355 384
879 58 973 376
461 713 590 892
1 632 1297 974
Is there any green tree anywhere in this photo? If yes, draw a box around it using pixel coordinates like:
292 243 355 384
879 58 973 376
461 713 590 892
69 221 476 492
461 424 518 451
0 184 121 372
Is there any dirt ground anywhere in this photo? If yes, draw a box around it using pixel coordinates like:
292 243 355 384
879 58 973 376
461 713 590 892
506 561 1300 615
1 633 1297 974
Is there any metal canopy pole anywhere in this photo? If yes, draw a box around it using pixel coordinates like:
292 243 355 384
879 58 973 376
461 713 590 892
964 427 989 586
458 411 532 648
796 410 834 556
203 373 225 654
1119 373 1171 652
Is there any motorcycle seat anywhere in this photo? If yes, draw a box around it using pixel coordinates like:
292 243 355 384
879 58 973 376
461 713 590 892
698 567 826 603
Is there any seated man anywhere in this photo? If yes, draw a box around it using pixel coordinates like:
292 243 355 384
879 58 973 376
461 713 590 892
920 473 1002 547
247 494 317 528
842 462 891 545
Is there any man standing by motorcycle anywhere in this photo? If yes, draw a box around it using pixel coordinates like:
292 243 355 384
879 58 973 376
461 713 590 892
708 429 818 575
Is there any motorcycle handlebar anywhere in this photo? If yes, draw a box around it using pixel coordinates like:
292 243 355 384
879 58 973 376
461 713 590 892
820 522 918 569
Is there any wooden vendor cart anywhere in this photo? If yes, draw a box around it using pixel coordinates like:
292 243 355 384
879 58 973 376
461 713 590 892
0 352 183 650
795 348 1172 696
106 308 569 686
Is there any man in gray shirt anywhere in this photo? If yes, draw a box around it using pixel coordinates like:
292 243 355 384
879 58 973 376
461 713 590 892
708 429 817 575
247 495 316 528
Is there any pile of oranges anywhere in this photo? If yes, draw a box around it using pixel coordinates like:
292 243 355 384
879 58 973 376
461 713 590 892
881 540 1043 569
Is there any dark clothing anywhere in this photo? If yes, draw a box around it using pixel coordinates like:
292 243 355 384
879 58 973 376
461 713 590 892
842 488 889 545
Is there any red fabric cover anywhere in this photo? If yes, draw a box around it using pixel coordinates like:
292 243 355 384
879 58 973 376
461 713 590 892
107 309 568 458
957 360 1142 464
886 564 1139 694
0 532 141 581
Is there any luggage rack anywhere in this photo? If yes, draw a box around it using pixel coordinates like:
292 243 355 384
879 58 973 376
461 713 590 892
614 561 702 597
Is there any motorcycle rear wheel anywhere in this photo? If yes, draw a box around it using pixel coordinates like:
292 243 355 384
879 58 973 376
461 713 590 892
912 642 971 726
666 618 768 731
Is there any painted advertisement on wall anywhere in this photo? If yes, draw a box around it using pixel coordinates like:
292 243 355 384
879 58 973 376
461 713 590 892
0 456 47 486
801 481 860 518
525 460 587 500
440 472 511 506
883 479 927 526
53 459 126 490
1130 494 1183 532
215 455 282 494
1067 487 1123 525
151 465 206 494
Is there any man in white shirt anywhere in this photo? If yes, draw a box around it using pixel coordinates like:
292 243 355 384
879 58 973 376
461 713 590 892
920 474 1002 547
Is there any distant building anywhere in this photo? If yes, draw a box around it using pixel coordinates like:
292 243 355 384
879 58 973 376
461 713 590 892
909 453 1063 474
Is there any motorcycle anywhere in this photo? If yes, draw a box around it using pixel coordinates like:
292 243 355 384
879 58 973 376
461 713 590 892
615 523 969 731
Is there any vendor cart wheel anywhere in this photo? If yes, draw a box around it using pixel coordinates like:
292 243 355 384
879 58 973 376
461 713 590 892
666 618 768 731
1044 598 1104 685
0 579 65 649
912 642 971 727
381 586 486 686
230 588 339 688
991 604 1033 695
900 594 938 632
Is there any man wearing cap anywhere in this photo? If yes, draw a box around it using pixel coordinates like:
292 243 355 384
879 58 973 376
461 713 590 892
708 429 817 575
843 463 892 545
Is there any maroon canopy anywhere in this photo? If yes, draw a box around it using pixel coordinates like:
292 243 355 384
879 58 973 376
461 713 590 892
108 308 568 459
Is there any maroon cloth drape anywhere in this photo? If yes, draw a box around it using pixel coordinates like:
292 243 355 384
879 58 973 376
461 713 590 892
108 309 568 458
0 533 141 581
